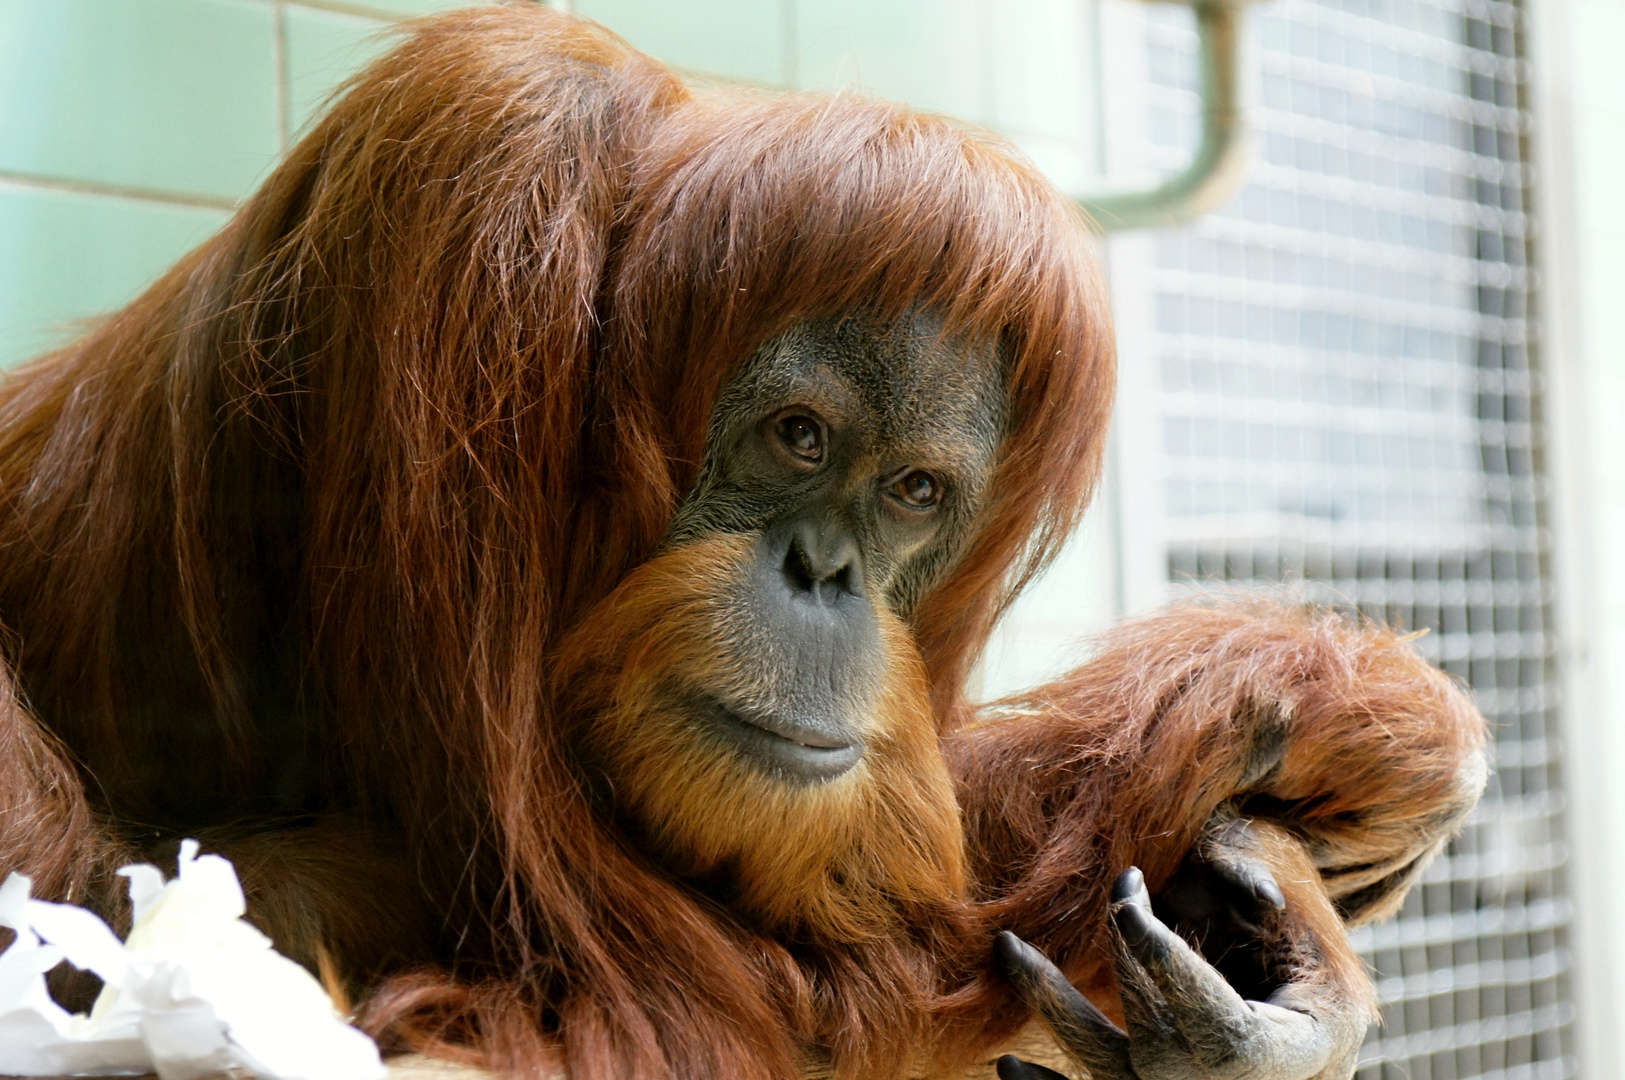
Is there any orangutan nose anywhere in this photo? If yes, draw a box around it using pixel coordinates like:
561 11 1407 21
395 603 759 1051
780 517 864 604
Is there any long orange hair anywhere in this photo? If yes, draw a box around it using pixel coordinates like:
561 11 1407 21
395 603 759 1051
0 8 1113 1078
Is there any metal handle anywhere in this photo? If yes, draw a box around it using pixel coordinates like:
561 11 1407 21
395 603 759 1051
1078 0 1253 231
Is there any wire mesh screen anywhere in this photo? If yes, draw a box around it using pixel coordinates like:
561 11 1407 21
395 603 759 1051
1139 0 1573 1075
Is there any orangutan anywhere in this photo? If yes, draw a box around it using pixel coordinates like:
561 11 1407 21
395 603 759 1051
0 8 1484 1079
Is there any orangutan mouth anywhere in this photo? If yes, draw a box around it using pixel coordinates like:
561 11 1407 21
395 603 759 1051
701 698 864 783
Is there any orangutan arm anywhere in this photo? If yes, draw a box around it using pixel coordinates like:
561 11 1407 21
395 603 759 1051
945 599 1487 1078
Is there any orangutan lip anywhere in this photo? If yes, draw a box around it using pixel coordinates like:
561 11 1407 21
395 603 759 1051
700 699 863 783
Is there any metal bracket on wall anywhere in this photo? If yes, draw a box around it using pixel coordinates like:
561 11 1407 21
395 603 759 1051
1078 0 1254 231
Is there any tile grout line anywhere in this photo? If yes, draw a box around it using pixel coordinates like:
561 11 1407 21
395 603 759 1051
781 0 797 88
259 0 411 22
0 170 239 213
259 0 551 24
273 1 292 152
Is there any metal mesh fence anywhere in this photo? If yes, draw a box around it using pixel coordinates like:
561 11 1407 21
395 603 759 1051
1139 0 1574 1075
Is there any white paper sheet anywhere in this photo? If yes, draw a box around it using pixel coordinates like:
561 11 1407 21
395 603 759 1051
0 841 387 1080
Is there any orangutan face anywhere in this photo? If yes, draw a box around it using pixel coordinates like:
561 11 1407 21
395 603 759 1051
662 315 1007 784
562 314 1000 930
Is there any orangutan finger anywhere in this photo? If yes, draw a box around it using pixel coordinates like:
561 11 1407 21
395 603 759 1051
994 931 1135 1080
995 1054 1073 1080
1110 868 1353 1079
1202 817 1287 912
1110 868 1255 1050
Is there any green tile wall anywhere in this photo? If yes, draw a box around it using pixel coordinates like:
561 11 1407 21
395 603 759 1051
575 0 786 85
0 0 279 201
0 0 1102 367
573 0 1101 201
350 0 484 14
795 0 987 120
284 7 396 137
0 183 228 362
0 0 412 366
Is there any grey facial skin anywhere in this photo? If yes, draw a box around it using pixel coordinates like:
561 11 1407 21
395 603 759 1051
663 314 1007 785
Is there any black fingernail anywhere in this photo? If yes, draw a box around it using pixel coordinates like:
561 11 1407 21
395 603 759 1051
1255 875 1286 910
995 930 1052 993
1113 892 1156 948
996 1056 1031 1080
994 931 1027 976
1111 866 1145 904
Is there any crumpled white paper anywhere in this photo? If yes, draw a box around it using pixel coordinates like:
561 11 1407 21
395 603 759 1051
0 840 387 1080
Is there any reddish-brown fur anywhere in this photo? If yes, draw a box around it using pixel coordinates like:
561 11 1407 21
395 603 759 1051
943 602 1484 1045
0 8 1485 1079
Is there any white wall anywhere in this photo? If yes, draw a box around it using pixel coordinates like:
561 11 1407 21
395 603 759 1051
1533 0 1625 1072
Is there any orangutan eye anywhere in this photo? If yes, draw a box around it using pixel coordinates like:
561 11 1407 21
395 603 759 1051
891 470 940 509
776 414 824 461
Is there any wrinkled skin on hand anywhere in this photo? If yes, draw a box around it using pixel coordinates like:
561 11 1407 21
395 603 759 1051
996 817 1375 1080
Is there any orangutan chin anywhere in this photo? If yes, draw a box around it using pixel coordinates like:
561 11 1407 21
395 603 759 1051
0 7 1485 1079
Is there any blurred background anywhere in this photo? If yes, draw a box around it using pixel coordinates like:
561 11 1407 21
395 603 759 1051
1 0 1621 1077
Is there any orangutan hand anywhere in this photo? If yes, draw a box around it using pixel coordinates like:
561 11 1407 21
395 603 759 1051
994 821 1368 1080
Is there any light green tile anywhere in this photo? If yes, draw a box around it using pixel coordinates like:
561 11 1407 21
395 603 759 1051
794 0 987 122
576 0 785 85
1008 134 1095 196
1589 231 1625 359
0 0 278 201
334 0 489 14
1576 0 1625 115
988 0 1091 141
979 506 1115 698
1605 504 1625 599
285 7 393 137
0 184 228 367
1579 109 1625 237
